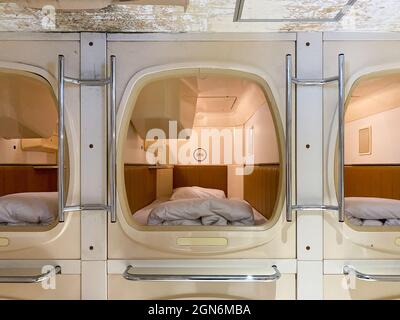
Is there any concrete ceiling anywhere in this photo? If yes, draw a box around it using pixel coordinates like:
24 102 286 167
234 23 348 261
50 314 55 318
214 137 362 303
0 0 399 32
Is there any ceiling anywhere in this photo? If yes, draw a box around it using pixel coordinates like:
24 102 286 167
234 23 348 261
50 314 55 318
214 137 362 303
0 0 400 32
192 74 267 127
131 73 267 138
346 73 400 122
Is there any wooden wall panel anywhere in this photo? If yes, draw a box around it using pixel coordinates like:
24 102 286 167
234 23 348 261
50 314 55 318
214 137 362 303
0 165 57 197
124 165 157 213
344 165 400 200
173 165 227 195
244 164 280 219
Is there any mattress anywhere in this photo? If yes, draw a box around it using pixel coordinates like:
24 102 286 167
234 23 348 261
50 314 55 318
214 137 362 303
133 198 268 226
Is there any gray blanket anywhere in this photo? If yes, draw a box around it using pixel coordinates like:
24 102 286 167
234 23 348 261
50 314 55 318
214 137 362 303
147 198 255 226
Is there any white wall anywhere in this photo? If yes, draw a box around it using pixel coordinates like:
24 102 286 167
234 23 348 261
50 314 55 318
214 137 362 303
124 124 245 166
244 105 280 164
0 138 56 164
345 106 400 164
124 123 147 164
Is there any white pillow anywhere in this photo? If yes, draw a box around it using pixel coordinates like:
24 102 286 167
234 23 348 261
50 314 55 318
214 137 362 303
0 192 58 225
345 197 400 220
170 186 226 201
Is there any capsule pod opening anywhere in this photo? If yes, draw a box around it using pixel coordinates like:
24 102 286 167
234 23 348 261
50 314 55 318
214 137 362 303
118 68 285 231
0 68 69 231
340 71 400 230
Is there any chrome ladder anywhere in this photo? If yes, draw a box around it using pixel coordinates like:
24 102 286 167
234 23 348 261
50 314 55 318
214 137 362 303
286 54 345 223
58 55 117 223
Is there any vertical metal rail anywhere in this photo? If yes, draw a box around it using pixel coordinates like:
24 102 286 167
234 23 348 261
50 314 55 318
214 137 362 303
285 54 345 223
286 54 293 222
109 56 117 223
337 54 345 222
57 55 117 223
58 55 65 223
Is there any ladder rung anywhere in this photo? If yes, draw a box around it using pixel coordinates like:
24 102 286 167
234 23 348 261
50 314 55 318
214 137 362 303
64 77 111 86
63 204 111 212
292 76 339 86
292 205 339 212
81 204 111 211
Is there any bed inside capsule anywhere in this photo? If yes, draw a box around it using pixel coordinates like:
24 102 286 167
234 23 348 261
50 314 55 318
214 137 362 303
343 72 400 229
0 68 67 229
121 70 282 229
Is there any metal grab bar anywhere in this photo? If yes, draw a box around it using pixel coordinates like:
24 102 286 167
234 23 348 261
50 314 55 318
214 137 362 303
123 265 281 282
285 54 345 223
57 55 117 223
292 205 339 212
292 76 339 86
109 56 117 224
63 204 111 213
343 265 400 282
58 55 65 223
0 266 61 284
64 77 111 86
337 54 345 223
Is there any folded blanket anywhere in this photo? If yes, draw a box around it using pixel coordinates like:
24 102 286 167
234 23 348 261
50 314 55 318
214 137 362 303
384 219 400 226
346 212 400 227
363 219 384 227
345 197 400 220
0 192 58 225
345 214 363 226
147 198 254 226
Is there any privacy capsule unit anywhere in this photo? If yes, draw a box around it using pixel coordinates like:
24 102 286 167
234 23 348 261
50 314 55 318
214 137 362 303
0 0 399 302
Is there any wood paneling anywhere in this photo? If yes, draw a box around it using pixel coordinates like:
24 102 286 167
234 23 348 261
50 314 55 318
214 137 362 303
244 164 280 219
173 165 227 195
345 165 400 200
0 165 57 196
124 165 157 213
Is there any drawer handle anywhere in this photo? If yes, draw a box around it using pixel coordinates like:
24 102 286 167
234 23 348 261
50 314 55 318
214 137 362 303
123 265 281 282
343 265 400 282
0 266 61 284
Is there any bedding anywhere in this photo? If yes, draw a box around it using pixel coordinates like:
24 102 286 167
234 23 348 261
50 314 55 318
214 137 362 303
0 192 58 225
170 186 226 201
133 198 267 226
345 197 400 227
148 198 254 226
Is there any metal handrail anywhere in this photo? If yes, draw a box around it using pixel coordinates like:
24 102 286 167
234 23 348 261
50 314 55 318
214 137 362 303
123 265 281 282
292 76 339 86
285 54 345 223
0 266 61 284
343 265 400 282
285 54 293 223
58 55 65 223
109 56 117 224
64 77 111 86
292 205 339 212
57 55 117 223
337 54 345 223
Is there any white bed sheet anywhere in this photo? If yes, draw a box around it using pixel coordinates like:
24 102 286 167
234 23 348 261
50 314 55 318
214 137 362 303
133 198 268 226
